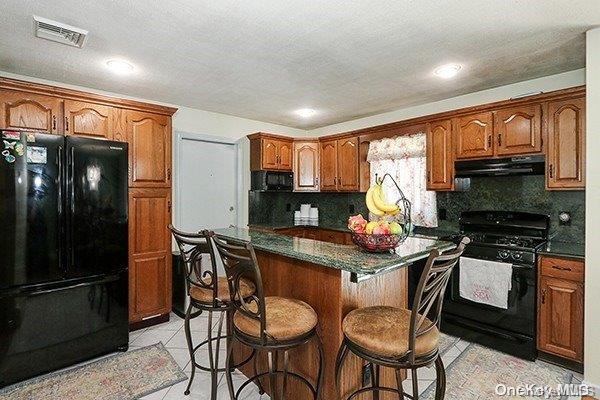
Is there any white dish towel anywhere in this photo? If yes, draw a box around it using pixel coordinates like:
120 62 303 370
459 256 513 309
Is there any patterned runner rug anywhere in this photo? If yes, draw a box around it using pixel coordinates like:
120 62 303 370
421 343 573 399
0 343 187 400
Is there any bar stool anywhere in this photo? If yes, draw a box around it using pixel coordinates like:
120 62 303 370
169 226 256 399
209 232 325 400
335 237 469 400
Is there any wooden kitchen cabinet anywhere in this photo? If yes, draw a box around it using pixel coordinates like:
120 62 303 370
128 188 173 323
538 255 584 362
495 105 543 156
320 136 359 192
249 133 294 171
293 141 320 191
546 97 586 190
0 89 62 134
454 112 494 159
127 111 172 188
63 100 113 140
426 119 454 190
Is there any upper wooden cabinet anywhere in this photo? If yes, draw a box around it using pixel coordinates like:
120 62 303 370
63 100 113 140
320 139 338 191
538 256 584 362
0 89 62 134
249 133 294 171
546 97 585 190
495 105 543 156
320 136 359 192
454 112 494 159
127 111 172 188
426 119 454 191
293 141 320 191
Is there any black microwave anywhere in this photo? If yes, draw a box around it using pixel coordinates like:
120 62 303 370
251 171 293 191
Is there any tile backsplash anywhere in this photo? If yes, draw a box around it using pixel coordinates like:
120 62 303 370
249 175 585 243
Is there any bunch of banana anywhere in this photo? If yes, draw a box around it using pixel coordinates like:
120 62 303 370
366 181 400 216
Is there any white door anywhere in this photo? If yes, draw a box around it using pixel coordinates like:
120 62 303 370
177 135 238 232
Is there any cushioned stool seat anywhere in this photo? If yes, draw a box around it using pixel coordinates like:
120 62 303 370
233 296 318 341
342 306 439 358
190 277 255 303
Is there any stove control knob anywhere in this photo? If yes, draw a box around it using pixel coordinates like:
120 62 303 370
512 253 522 260
498 251 509 259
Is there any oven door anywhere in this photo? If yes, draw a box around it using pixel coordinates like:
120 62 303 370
442 247 536 337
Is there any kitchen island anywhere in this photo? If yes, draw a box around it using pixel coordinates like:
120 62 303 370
214 227 454 400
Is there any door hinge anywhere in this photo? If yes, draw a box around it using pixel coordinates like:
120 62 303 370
167 168 171 180
487 135 492 148
549 164 554 178
64 116 69 131
52 115 57 130
167 201 172 213
498 133 502 147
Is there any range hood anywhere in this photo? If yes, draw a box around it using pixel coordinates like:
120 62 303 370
455 155 545 178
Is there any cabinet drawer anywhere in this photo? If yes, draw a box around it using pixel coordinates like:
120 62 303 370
540 256 584 282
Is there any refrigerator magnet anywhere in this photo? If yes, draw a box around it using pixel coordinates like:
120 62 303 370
1 131 20 140
26 132 36 143
26 146 47 164
2 150 15 164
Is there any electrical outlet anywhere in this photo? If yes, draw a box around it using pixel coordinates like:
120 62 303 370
362 364 371 387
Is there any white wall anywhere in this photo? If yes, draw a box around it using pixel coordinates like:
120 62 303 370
308 69 585 136
0 70 308 229
585 28 600 391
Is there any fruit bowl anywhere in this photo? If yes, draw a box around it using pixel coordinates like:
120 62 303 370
351 233 403 253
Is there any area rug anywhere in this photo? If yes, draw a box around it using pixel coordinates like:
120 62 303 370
0 343 187 400
421 344 573 400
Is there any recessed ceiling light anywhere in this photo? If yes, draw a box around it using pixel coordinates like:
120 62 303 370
434 64 462 79
106 59 134 75
295 108 317 118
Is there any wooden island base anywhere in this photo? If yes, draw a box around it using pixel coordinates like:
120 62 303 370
232 251 409 400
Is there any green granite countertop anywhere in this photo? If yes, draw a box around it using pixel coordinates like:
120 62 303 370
213 227 455 276
249 222 348 232
538 240 585 260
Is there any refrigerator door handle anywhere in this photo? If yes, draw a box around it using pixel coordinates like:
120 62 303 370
69 146 75 268
57 145 64 271
28 274 121 296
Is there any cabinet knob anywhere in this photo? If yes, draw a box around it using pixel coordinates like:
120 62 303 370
498 133 502 147
52 115 57 130
487 135 492 148
64 116 69 131
549 164 554 178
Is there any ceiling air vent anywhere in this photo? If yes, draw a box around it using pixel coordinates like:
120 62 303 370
33 16 88 48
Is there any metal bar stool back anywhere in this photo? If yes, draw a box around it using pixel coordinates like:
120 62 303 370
169 225 254 399
210 232 324 400
336 237 470 400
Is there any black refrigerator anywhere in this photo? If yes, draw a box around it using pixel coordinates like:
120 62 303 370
0 130 129 387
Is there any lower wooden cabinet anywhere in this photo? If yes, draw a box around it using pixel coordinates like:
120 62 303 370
275 227 351 245
538 255 584 362
128 188 172 323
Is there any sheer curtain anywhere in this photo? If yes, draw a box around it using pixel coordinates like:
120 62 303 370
367 134 438 227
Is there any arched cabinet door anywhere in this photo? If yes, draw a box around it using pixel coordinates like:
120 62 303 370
320 140 338 191
337 137 359 191
127 111 172 188
495 105 542 156
278 140 293 170
426 119 454 190
454 112 494 159
293 141 319 191
546 97 585 190
64 100 112 139
0 89 62 134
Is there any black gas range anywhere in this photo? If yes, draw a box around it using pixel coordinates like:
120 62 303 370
440 211 550 360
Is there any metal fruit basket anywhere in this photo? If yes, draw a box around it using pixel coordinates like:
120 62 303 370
354 173 412 253
351 233 403 253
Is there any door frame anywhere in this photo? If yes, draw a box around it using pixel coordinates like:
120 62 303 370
173 131 242 231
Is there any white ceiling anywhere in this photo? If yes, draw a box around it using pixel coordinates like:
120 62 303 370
1 1 599 129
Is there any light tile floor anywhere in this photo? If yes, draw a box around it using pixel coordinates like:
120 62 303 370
134 312 584 400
